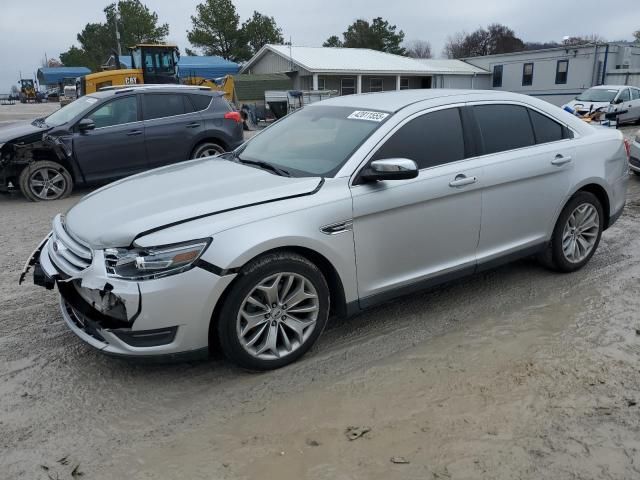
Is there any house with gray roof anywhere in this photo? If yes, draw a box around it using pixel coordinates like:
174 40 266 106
240 45 490 95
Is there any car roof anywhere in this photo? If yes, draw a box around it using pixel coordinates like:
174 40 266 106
587 85 628 90
89 85 222 99
313 89 531 113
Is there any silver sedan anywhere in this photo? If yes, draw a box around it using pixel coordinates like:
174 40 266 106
27 89 629 370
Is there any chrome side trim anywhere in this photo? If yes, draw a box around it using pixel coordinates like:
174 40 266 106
320 219 353 235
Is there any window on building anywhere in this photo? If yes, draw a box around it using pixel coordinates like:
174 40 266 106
400 78 410 90
492 65 503 87
317 77 326 91
522 63 534 86
473 104 535 155
555 60 569 84
370 78 384 93
341 78 356 95
372 108 466 169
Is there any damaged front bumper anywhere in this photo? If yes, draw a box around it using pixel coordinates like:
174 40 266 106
25 233 236 359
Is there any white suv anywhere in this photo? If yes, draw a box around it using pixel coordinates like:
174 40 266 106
24 90 629 370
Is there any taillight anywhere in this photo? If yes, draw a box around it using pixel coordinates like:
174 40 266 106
623 138 631 160
224 111 242 123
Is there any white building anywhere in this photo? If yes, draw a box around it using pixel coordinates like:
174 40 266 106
463 43 640 106
240 45 491 95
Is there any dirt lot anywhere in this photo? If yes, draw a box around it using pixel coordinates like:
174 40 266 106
1 105 640 479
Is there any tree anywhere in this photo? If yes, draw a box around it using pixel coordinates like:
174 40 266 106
104 0 169 46
406 40 432 59
323 35 343 48
59 1 169 71
41 57 63 68
443 23 524 58
184 48 199 56
324 17 406 55
242 11 283 56
187 0 249 61
635 30 640 42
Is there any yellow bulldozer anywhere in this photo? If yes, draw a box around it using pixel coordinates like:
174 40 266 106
77 44 180 96
19 79 38 103
76 44 237 103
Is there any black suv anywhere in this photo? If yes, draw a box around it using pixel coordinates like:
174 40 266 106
0 85 244 201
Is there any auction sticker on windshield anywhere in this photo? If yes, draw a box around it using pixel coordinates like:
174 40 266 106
348 111 389 122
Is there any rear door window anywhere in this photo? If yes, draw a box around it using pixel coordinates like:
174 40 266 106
372 107 466 169
142 94 186 120
631 88 640 101
528 109 565 144
473 104 535 154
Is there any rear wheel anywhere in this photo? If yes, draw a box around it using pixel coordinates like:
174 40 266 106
19 161 73 202
540 192 604 272
191 142 225 159
217 252 330 370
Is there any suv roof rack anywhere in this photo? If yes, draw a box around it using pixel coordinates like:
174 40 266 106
99 84 212 93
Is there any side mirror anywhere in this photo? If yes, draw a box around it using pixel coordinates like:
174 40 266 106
78 118 95 132
613 98 624 105
361 158 419 182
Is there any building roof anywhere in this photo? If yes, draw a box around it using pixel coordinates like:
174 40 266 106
118 55 240 79
36 66 91 85
233 73 292 101
241 45 490 76
462 42 637 60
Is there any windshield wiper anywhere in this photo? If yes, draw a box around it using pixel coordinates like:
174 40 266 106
236 157 291 177
31 118 48 128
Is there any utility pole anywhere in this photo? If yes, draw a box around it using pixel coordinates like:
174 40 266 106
115 9 122 57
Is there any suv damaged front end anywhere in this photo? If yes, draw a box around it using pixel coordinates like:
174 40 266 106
24 214 233 359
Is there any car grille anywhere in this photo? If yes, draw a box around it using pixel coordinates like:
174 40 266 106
47 214 93 276
630 156 640 169
63 300 106 343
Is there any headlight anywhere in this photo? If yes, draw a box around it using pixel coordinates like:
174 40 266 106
105 239 210 280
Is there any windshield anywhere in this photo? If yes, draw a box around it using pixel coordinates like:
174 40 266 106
237 106 389 177
43 96 100 127
575 88 619 103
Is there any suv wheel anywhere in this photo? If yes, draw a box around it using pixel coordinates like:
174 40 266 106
217 252 330 370
19 161 73 202
191 142 225 159
541 191 604 272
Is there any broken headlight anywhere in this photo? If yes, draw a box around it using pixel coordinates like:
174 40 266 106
105 239 210 280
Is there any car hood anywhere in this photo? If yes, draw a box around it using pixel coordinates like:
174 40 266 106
0 121 48 144
65 157 322 248
564 99 611 110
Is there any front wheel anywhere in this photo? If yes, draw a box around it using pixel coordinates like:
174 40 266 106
540 192 604 272
217 253 330 370
191 142 225 159
19 161 73 202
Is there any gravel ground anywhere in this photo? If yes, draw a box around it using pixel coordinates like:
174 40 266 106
1 104 639 479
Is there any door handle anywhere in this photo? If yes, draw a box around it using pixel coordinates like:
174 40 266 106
126 130 143 136
551 154 572 166
186 122 201 128
449 174 477 188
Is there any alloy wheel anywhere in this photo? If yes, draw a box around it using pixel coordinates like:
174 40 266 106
236 272 320 361
198 145 225 157
561 203 600 263
29 167 67 200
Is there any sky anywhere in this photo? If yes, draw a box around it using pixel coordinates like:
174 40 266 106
0 0 638 91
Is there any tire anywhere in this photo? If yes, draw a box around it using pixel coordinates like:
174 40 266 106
19 160 73 202
191 142 226 159
217 252 330 371
540 192 604 273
